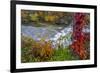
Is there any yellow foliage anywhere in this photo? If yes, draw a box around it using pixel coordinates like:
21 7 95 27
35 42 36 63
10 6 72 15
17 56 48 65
44 15 58 22
30 13 39 22
32 38 54 61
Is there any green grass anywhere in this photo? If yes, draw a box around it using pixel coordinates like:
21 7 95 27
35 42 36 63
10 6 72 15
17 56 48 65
21 47 79 63
49 48 79 61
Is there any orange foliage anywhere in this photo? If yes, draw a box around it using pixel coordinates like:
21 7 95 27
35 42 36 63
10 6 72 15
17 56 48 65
32 39 54 61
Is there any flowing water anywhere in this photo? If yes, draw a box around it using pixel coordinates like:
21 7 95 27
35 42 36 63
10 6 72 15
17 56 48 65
21 23 89 48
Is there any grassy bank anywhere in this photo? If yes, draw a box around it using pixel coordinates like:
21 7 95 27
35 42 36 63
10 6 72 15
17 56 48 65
21 47 79 63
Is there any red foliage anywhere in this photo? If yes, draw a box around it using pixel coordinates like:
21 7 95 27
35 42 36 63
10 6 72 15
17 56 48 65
70 13 89 59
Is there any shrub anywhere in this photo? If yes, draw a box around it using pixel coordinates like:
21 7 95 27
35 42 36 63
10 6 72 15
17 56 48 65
32 38 54 61
21 35 35 49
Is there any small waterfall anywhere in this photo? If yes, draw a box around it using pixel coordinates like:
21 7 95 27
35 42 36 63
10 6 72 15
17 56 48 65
50 25 73 49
